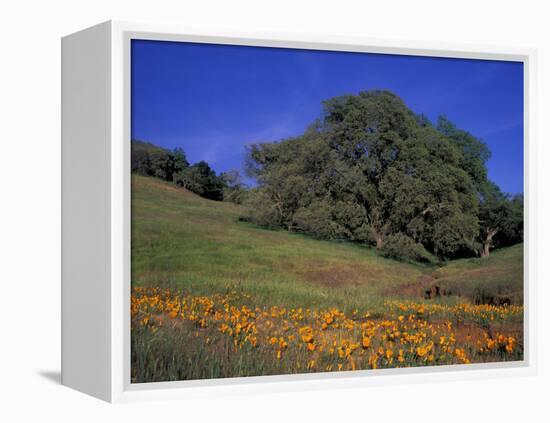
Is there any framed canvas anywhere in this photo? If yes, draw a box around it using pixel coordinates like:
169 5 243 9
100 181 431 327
61 20 538 402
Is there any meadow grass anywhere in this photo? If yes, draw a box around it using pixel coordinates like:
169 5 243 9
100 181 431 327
132 175 523 309
433 244 524 304
131 175 524 382
132 175 431 312
131 287 523 382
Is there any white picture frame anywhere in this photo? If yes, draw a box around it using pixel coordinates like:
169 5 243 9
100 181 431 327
61 20 538 403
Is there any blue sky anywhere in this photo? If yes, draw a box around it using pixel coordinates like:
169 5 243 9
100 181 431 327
131 39 524 194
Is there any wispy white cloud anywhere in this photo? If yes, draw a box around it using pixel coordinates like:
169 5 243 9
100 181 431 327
177 114 304 169
477 119 523 138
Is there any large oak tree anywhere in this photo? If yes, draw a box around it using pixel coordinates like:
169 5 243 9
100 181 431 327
245 91 483 258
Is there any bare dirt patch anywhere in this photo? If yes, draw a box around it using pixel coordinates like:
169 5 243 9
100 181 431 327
296 261 382 287
383 273 436 298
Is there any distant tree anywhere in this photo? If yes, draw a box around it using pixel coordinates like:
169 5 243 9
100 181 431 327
131 140 175 181
172 147 189 174
436 117 523 256
132 140 227 201
221 168 243 187
131 142 153 175
504 194 524 244
477 182 523 257
149 152 173 180
171 147 190 187
175 161 225 201
221 169 247 204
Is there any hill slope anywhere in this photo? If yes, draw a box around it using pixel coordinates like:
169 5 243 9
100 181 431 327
131 175 523 310
132 175 428 311
131 174 524 382
432 243 523 304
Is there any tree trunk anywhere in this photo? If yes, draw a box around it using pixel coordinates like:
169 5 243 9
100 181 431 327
368 207 389 249
480 241 491 258
272 192 284 226
480 228 498 258
370 226 387 249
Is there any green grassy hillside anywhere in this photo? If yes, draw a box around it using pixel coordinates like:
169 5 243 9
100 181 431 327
131 174 524 382
432 243 524 304
131 175 523 311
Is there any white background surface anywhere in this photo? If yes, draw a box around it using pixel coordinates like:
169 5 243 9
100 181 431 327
1 0 548 421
